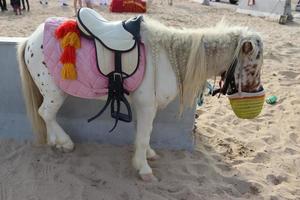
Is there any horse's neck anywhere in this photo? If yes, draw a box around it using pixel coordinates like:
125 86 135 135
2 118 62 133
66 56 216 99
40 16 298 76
141 19 242 79
203 30 241 78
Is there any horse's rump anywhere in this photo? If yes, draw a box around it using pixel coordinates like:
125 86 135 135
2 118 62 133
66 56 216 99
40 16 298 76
43 17 146 99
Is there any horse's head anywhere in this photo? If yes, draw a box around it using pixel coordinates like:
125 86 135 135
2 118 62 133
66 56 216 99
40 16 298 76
237 35 263 93
217 33 263 96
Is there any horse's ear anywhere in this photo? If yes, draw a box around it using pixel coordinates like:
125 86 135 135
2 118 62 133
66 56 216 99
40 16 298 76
242 41 253 54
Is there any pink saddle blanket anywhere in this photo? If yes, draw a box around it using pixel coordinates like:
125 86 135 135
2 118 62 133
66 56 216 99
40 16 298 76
43 17 145 99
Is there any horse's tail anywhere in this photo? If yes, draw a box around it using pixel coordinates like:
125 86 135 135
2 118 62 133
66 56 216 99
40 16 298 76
17 39 47 144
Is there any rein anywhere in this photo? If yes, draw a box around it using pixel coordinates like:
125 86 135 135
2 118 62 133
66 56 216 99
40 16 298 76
211 38 249 97
212 57 238 96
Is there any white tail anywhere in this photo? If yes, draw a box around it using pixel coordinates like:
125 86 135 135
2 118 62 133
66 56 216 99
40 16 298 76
17 40 47 144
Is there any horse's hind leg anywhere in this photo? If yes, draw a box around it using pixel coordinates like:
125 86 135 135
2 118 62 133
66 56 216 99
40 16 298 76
38 92 74 151
29 65 74 151
25 27 74 151
31 65 74 152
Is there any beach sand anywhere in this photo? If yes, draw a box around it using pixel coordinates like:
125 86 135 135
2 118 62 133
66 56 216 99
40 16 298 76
0 0 300 199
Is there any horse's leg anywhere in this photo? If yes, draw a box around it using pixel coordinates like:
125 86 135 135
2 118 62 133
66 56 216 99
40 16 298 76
38 92 74 151
132 97 157 181
30 67 74 151
147 146 159 161
24 26 74 151
131 55 158 180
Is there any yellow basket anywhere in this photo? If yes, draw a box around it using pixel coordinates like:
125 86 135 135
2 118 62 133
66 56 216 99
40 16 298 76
228 90 265 119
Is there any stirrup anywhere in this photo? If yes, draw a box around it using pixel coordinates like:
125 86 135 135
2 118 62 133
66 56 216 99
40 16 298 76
111 95 132 123
87 71 132 132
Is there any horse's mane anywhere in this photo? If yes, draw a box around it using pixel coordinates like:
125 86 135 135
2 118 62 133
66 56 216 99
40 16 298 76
142 17 258 112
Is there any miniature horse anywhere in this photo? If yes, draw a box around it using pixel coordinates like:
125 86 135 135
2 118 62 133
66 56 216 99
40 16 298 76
17 15 263 181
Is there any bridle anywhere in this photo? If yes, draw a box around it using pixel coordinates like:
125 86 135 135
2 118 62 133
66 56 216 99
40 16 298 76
212 57 238 96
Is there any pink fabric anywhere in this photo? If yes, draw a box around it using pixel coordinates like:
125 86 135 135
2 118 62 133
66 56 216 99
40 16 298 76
43 17 145 99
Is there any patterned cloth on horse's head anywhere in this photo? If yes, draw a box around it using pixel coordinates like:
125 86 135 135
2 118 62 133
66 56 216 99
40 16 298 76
43 17 146 99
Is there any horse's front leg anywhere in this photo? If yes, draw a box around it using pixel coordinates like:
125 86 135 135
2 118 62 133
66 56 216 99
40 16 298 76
130 51 157 180
132 104 157 181
147 145 159 161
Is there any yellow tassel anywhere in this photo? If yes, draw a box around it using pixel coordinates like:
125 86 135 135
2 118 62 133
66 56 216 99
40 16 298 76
61 32 81 49
61 63 77 80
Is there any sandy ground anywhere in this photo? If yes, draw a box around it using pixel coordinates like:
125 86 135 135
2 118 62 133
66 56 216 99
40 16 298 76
1 0 300 199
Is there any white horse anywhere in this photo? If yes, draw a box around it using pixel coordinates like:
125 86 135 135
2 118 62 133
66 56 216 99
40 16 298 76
17 16 263 181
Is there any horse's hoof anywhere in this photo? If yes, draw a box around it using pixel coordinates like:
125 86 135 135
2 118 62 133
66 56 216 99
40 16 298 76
147 154 160 161
140 173 158 182
54 144 74 153
60 141 75 152
52 140 74 153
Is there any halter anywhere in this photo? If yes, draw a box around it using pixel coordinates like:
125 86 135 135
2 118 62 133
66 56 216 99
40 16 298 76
212 57 238 96
211 37 254 97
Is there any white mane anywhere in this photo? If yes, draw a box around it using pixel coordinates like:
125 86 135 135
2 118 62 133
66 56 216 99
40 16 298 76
142 17 261 111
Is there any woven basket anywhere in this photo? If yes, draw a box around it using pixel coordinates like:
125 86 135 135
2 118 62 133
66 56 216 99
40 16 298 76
228 89 265 119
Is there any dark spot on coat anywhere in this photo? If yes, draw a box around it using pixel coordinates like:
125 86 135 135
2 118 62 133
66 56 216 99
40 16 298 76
31 53 34 57
27 46 30 51
42 61 47 68
37 73 40 77
51 100 54 103
41 44 43 49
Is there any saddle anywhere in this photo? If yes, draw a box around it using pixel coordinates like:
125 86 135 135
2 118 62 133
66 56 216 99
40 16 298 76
77 8 143 131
